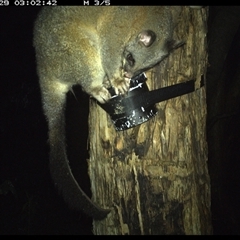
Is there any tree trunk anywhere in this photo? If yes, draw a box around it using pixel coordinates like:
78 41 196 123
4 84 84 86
88 7 212 235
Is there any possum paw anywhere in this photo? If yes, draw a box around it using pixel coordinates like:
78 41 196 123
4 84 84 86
111 77 131 95
91 86 111 104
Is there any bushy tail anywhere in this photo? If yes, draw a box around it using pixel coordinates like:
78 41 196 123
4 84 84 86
49 142 110 220
43 86 110 220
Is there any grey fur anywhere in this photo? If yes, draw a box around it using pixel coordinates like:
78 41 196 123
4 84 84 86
33 6 182 219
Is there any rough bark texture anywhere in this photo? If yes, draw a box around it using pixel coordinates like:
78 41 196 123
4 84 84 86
88 7 211 235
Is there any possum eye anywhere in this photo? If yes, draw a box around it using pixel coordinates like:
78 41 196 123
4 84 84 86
126 53 135 67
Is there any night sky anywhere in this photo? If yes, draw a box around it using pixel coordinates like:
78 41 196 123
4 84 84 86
1 6 240 235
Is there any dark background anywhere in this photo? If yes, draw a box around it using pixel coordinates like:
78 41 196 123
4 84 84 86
1 6 240 234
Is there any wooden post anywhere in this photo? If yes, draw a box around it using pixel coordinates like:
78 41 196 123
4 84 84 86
88 7 212 235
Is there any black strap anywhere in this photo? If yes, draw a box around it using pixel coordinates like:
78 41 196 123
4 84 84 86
98 75 205 116
122 76 205 114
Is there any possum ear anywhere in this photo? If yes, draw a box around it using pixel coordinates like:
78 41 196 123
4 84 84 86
138 30 156 47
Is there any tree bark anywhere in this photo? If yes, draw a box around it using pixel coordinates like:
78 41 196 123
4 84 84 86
88 7 212 235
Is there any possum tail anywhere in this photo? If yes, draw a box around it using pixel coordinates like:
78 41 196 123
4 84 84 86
42 82 110 220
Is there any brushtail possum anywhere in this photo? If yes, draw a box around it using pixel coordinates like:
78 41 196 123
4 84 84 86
33 6 183 220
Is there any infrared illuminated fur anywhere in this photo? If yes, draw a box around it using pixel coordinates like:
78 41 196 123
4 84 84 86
33 6 183 219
